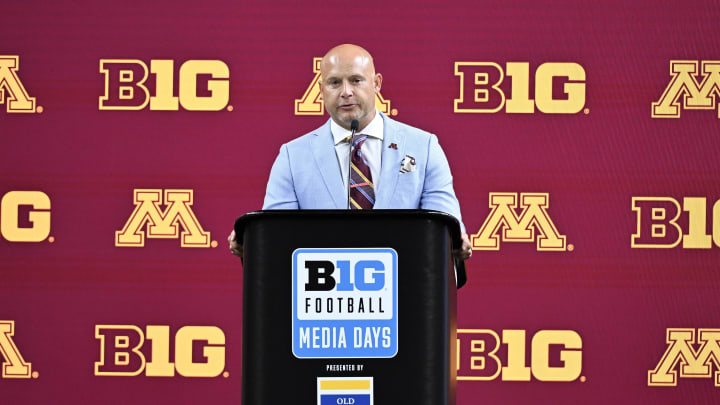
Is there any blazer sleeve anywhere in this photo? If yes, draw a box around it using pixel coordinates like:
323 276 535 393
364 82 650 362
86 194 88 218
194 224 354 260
420 134 466 233
262 143 300 210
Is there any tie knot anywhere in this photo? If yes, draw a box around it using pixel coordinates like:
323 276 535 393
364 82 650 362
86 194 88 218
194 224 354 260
351 134 369 149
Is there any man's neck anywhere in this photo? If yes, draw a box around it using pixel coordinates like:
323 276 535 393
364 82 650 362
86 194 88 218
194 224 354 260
332 115 374 132
330 111 383 145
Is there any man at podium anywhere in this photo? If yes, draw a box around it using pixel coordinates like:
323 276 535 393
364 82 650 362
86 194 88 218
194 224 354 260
230 44 471 262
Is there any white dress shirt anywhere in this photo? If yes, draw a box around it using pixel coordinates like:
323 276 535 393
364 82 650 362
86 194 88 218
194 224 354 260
331 110 384 191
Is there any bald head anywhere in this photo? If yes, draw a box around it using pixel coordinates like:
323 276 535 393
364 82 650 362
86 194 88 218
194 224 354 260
319 44 382 130
320 44 376 78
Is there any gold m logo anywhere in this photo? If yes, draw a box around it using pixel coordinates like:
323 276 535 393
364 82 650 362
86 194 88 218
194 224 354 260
0 321 32 378
648 328 720 387
652 60 720 118
294 57 391 116
471 193 567 251
115 189 210 247
0 56 36 113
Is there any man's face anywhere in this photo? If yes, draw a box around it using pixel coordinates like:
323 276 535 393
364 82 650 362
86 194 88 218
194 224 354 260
320 53 382 130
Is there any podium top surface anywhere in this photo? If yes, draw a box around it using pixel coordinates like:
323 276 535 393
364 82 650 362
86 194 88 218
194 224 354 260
234 209 463 248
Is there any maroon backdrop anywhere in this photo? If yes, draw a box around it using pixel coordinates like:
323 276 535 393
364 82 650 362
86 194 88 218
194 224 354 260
2 0 720 403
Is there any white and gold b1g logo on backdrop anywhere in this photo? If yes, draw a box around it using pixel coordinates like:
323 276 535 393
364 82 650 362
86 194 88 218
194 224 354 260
471 193 568 251
99 59 230 111
1 191 51 242
454 62 586 114
632 196 720 249
457 329 583 382
649 328 720 387
115 189 210 248
95 325 226 377
652 60 720 118
294 57 392 116
0 56 37 113
0 321 33 379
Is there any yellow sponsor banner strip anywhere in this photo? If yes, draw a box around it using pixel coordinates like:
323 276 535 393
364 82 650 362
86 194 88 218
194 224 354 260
320 380 371 390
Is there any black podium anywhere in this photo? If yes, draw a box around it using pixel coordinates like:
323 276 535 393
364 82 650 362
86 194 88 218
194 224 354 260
235 210 463 405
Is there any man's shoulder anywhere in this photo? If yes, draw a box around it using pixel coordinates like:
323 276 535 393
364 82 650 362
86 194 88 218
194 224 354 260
281 120 331 150
384 114 435 143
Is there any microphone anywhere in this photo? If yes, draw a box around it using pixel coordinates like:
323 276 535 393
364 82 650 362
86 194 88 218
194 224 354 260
346 119 359 209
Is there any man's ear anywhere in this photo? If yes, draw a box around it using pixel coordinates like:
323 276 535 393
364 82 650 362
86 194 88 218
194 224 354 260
374 73 383 93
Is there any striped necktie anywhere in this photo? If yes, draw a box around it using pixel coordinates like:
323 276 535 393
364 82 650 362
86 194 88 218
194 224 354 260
349 134 375 210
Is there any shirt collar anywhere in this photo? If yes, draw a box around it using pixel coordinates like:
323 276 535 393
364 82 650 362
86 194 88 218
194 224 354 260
331 110 384 145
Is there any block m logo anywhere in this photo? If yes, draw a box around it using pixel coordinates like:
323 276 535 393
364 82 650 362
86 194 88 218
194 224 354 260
471 193 567 251
0 56 37 113
115 189 211 247
294 57 392 116
652 60 720 118
0 321 32 378
648 328 720 387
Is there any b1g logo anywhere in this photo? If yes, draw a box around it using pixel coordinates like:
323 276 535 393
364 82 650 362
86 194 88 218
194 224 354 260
294 57 392 116
0 56 37 113
94 325 226 377
471 193 568 251
1 191 51 242
457 329 583 382
652 60 720 118
115 189 211 248
99 59 229 111
454 62 586 114
292 248 398 359
648 328 720 387
631 197 720 249
0 321 33 379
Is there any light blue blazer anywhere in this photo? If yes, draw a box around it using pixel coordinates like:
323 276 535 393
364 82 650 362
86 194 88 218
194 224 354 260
263 112 465 232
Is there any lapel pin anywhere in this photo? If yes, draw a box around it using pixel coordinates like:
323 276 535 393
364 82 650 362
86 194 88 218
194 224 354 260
400 155 416 173
388 143 398 150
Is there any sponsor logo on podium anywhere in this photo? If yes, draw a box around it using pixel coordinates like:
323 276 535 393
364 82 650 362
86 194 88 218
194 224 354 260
318 377 373 405
292 248 398 358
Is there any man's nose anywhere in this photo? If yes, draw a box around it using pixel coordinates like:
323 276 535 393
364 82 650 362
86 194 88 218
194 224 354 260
341 81 353 97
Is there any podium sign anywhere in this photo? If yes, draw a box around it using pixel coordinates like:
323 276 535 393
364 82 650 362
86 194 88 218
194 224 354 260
292 248 399 359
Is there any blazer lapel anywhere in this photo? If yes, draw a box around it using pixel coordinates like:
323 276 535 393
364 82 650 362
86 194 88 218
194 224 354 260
375 113 405 208
312 121 346 209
